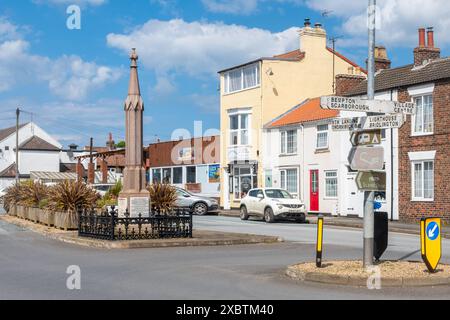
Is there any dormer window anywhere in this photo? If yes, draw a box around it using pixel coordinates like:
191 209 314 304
224 63 260 94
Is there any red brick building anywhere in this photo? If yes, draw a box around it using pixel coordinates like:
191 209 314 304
343 28 450 222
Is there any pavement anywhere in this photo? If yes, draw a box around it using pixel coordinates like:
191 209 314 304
218 210 450 238
2 207 450 299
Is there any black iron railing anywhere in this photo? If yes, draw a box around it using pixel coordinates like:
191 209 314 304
78 207 193 241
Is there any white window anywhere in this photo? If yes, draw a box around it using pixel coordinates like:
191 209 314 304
412 160 434 201
316 124 329 150
280 130 297 155
230 113 249 146
413 95 433 135
325 171 338 198
224 63 260 94
280 169 298 196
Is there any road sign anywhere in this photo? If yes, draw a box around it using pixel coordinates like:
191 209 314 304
349 146 384 171
332 114 404 131
351 130 382 146
316 216 324 268
421 217 442 273
321 96 416 114
356 172 386 191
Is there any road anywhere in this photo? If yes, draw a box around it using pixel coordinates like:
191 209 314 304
1 211 450 300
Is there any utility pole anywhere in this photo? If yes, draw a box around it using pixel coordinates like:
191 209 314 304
364 0 376 268
15 108 20 184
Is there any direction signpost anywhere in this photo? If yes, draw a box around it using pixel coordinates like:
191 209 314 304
351 130 382 146
321 96 416 115
331 114 404 131
349 146 384 171
356 172 386 191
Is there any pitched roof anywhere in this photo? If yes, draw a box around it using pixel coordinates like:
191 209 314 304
0 163 16 178
266 98 339 129
0 123 28 142
345 57 450 96
218 47 365 74
19 136 60 151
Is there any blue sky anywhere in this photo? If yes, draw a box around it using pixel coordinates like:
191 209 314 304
0 0 449 148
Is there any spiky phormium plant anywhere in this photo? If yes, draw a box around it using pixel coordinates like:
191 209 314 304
147 183 178 215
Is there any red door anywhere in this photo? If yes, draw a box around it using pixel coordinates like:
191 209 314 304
310 170 319 212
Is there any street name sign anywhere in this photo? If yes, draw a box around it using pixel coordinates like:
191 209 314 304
351 130 382 146
332 114 404 131
421 217 442 273
349 146 384 171
321 96 416 114
356 172 386 191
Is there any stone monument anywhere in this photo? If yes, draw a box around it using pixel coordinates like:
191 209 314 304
118 48 150 217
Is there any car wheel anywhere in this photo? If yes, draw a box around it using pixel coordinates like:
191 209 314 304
193 203 208 216
240 206 249 221
264 207 275 223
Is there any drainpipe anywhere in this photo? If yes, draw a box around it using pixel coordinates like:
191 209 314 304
301 124 305 204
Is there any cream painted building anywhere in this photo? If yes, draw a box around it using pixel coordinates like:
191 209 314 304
218 20 365 209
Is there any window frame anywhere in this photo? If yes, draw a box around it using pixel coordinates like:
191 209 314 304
316 124 329 150
229 111 251 147
224 63 260 95
280 129 297 155
324 170 338 199
411 160 434 202
411 94 434 136
279 168 299 198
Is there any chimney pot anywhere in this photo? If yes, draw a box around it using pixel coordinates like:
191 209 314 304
427 27 435 48
418 28 426 47
304 18 311 27
315 22 322 28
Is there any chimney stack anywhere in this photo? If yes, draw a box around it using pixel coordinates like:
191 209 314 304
366 46 391 72
414 27 440 66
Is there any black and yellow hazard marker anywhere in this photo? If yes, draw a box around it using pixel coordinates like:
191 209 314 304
421 217 442 273
316 216 324 268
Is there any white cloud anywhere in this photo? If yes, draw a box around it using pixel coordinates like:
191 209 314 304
306 0 450 48
0 17 121 100
107 19 299 76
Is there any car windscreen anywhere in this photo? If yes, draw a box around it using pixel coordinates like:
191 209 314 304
265 189 293 199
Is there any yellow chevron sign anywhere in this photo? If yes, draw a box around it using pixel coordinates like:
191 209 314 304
421 218 442 273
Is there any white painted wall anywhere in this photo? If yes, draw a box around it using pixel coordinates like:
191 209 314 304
19 150 60 175
263 90 399 219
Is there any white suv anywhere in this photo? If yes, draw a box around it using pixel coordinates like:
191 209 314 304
240 188 306 223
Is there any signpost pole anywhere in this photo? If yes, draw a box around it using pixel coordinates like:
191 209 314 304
363 0 376 268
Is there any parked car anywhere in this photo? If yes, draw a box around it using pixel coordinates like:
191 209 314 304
240 188 306 223
91 184 115 197
175 187 219 215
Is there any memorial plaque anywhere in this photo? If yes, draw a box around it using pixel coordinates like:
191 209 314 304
130 197 150 218
118 198 128 217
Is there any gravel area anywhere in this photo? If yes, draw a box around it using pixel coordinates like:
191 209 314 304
291 260 450 279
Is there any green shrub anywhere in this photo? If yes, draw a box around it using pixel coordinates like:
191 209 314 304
47 180 100 213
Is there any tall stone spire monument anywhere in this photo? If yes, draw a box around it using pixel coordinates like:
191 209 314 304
118 48 150 217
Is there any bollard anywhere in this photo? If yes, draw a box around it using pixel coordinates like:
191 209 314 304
316 215 324 268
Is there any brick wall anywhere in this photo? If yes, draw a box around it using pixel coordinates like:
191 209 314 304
397 79 450 223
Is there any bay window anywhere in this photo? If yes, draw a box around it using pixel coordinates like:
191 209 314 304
230 113 250 146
